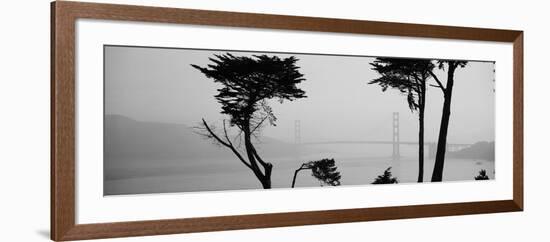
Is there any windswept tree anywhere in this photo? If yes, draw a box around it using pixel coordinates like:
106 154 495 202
372 167 398 184
369 58 434 182
474 169 490 180
291 158 341 188
191 53 306 189
429 60 468 182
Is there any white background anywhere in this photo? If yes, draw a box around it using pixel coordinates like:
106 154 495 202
0 0 547 241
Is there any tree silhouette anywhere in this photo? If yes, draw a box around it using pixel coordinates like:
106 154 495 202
474 169 490 180
372 167 398 184
370 58 434 182
291 158 341 188
429 60 468 182
191 53 306 189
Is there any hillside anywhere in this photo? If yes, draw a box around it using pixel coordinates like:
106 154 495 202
447 141 495 161
104 115 302 180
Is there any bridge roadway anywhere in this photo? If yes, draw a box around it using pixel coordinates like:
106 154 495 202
300 140 472 159
301 140 471 147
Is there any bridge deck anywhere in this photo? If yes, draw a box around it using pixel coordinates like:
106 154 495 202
301 141 471 146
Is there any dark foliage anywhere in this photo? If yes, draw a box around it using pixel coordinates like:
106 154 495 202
370 58 434 112
308 158 342 186
372 167 399 184
474 169 490 180
191 53 307 189
292 158 342 188
192 53 306 129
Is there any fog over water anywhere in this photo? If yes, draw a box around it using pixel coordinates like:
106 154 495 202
104 45 495 195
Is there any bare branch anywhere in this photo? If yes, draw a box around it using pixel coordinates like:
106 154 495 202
201 119 252 170
250 115 269 134
222 120 233 145
232 130 244 148
251 132 261 142
428 70 446 93
200 119 230 147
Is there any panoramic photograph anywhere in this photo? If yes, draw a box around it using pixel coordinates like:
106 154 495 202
103 45 495 195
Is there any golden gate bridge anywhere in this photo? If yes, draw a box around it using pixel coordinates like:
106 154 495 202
294 112 471 160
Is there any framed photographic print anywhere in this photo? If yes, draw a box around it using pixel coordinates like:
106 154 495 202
51 1 523 241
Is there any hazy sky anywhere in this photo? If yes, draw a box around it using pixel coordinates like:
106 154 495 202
105 45 495 145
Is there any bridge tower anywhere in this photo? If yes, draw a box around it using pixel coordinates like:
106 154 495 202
392 112 400 160
294 120 301 144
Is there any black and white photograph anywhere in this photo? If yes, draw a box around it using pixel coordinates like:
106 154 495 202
3 0 541 241
104 45 495 195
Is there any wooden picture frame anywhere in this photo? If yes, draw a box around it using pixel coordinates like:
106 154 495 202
51 1 523 241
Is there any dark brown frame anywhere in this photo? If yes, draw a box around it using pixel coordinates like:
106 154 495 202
51 1 523 241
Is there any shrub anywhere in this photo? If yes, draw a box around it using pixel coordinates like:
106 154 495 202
372 167 398 184
474 169 490 180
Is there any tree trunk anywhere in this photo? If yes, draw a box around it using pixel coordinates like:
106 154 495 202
431 65 457 182
243 126 271 189
291 167 306 188
418 108 424 182
417 81 426 183
262 165 272 189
